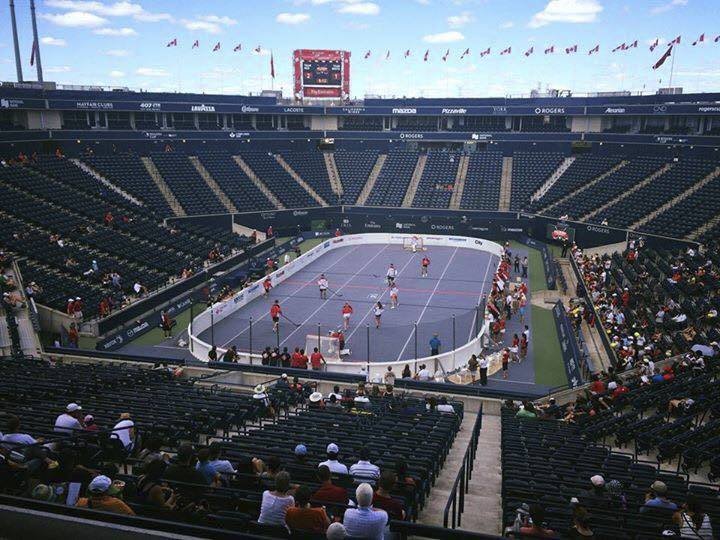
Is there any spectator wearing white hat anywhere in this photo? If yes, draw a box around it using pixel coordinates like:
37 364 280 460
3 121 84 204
319 443 348 475
76 475 135 515
309 391 325 410
54 403 84 434
343 483 388 540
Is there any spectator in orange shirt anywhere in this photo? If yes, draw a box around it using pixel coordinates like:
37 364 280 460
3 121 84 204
286 485 330 533
76 475 135 515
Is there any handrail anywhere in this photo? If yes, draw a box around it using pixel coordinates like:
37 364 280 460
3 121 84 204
443 402 483 528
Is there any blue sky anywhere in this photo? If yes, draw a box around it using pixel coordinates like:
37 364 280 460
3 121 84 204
0 0 718 98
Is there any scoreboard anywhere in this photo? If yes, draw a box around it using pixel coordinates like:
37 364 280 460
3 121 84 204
293 49 350 99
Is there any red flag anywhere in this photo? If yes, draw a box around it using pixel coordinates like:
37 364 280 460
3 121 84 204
254 45 262 53
544 45 554 54
627 40 638 48
166 38 177 47
612 43 625 52
423 49 429 61
442 49 449 61
479 47 490 57
692 33 705 45
364 50 371 59
649 38 659 51
404 49 410 58
565 44 577 54
213 42 221 52
30 39 38 66
270 52 275 79
653 45 673 69
192 40 199 49
524 46 534 57
500 46 511 55
385 50 390 60
460 48 470 59
233 43 242 52
669 35 681 45
588 44 599 54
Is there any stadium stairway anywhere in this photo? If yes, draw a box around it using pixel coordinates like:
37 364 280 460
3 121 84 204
580 162 675 222
401 153 428 207
530 156 576 203
140 156 186 216
232 155 285 210
323 152 344 201
189 156 239 214
538 159 628 216
418 412 503 534
630 165 720 232
356 153 387 205
449 154 470 210
273 154 328 206
70 159 144 207
498 156 513 211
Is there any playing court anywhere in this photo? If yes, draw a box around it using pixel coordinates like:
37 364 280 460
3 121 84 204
198 243 499 364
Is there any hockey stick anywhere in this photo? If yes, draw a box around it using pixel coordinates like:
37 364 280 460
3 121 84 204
281 313 301 327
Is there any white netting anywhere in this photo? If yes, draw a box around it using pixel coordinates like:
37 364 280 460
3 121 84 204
304 335 341 361
402 236 424 251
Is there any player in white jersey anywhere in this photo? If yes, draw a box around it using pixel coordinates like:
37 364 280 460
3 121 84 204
386 264 397 286
389 285 399 309
318 274 329 300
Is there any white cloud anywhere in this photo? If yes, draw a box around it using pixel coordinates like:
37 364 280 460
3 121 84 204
416 0 430 4
500 20 514 29
109 69 125 77
180 15 236 34
41 36 67 46
93 27 137 35
136 67 169 77
199 15 237 25
650 0 688 15
106 48 129 56
46 66 72 73
528 0 603 28
338 2 380 15
41 11 108 27
447 12 473 28
423 31 465 43
45 1 171 22
276 12 311 24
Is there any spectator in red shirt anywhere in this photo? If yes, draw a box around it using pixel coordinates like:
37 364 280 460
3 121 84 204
588 375 606 395
290 347 304 368
311 465 348 511
372 470 406 521
310 348 325 371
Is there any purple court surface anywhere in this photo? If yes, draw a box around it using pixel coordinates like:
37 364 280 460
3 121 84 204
197 243 499 364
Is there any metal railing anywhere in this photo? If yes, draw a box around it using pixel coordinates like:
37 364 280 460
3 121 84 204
443 402 484 529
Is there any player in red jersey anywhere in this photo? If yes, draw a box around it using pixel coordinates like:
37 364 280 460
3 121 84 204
341 302 353 329
270 300 282 332
263 277 272 298
421 255 430 277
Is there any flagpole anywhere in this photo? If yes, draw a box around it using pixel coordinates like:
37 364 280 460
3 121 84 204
668 44 677 88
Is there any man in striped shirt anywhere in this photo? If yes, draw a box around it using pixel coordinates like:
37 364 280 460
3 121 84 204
349 447 380 485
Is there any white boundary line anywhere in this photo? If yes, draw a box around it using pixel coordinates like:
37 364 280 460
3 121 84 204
467 253 496 342
395 247 460 361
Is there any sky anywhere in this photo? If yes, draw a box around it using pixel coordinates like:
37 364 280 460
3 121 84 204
0 0 718 99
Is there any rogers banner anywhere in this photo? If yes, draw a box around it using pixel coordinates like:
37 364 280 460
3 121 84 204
293 49 350 100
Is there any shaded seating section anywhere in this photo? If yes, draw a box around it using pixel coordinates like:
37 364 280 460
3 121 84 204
150 153 226 215
411 152 460 209
593 159 718 228
195 151 275 213
449 116 508 132
0 356 464 538
278 151 336 204
84 153 174 216
546 156 667 219
240 151 319 208
509 152 564 211
529 155 621 214
340 116 383 131
501 393 720 539
640 176 720 238
458 151 503 211
365 150 418 207
332 149 380 205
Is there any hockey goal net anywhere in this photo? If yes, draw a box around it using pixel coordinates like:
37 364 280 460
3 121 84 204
402 236 425 251
304 334 341 362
